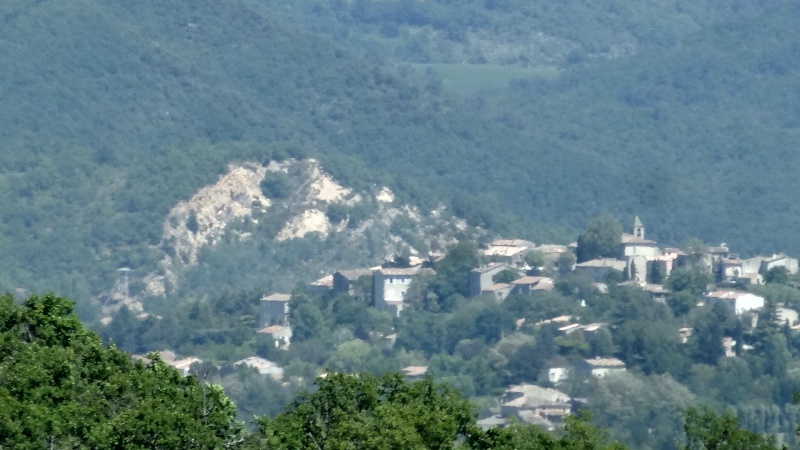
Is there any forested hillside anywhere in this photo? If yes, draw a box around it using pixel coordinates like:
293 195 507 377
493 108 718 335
0 0 528 304
2 1 800 308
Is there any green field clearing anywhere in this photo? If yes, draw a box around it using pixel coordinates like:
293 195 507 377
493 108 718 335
411 63 560 96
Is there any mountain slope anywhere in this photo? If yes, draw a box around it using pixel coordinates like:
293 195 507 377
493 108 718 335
2 0 800 309
0 0 505 304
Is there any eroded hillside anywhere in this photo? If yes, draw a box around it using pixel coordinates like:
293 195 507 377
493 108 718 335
107 158 483 315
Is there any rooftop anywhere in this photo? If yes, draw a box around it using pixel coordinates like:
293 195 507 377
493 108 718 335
472 263 517 274
511 276 550 286
310 274 334 287
534 244 567 255
575 258 626 269
484 283 512 292
489 239 535 248
262 293 291 302
258 325 291 335
379 267 424 276
483 246 528 257
583 357 625 368
558 323 583 333
401 366 429 377
704 290 752 300
582 323 605 332
234 357 284 378
504 384 570 404
621 234 657 245
335 269 373 280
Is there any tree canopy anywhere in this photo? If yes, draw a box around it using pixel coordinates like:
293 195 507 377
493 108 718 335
576 214 623 263
0 294 241 449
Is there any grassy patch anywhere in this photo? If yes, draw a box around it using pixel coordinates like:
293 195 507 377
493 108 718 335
412 63 560 96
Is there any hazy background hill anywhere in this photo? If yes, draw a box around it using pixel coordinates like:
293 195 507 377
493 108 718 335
1 0 800 310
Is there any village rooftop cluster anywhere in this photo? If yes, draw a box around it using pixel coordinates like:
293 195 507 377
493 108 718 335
156 216 800 430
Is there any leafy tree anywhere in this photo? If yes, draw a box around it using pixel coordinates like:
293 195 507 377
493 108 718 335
0 294 242 449
576 214 622 263
557 251 578 275
765 266 790 285
683 238 710 268
260 172 293 199
253 371 627 450
492 268 522 284
288 294 329 342
688 302 734 365
668 268 712 297
252 372 476 449
680 406 784 450
669 290 699 317
588 373 696 449
428 241 481 304
588 328 615 357
525 250 545 268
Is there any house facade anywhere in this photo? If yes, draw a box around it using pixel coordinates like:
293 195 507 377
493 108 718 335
468 263 520 297
577 357 626 378
259 293 291 326
332 269 372 296
574 259 626 283
703 290 765 315
373 266 429 316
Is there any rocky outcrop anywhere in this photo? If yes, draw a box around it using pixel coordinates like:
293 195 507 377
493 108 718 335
138 157 482 301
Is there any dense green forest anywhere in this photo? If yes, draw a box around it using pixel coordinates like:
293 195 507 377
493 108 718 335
0 293 785 449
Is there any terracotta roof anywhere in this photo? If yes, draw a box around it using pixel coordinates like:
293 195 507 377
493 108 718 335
336 269 372 280
532 280 555 291
310 275 334 287
262 293 291 302
258 325 290 334
512 276 550 285
484 283 512 292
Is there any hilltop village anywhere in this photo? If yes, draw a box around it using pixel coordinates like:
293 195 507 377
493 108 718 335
151 216 800 431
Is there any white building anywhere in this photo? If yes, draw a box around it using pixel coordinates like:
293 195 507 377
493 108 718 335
257 324 293 349
578 357 626 378
703 290 765 315
373 266 430 316
233 356 284 379
482 239 535 268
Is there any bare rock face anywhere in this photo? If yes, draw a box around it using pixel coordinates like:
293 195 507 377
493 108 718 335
146 162 270 297
139 157 483 300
